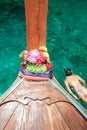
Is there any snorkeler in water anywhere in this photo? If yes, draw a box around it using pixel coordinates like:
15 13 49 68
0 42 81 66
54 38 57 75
64 67 87 103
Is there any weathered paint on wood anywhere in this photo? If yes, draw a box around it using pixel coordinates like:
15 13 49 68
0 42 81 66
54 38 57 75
0 77 87 130
24 0 48 51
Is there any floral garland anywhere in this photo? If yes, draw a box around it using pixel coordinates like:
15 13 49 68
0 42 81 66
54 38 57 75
20 46 52 73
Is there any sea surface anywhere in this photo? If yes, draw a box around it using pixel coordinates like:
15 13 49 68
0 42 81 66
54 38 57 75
0 0 87 109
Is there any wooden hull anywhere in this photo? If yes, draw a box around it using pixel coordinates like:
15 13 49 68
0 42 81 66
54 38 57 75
0 77 87 130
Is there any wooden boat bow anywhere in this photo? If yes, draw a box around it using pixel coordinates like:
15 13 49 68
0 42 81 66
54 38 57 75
0 77 87 130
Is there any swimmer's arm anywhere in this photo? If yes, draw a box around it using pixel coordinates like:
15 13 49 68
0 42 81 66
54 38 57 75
64 80 78 99
78 76 86 87
64 80 73 94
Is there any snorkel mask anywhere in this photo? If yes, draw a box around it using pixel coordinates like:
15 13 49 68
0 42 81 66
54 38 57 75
63 67 72 76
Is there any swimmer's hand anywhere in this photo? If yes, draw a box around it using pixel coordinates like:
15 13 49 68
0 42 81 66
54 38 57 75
72 94 79 100
67 89 79 99
68 90 79 99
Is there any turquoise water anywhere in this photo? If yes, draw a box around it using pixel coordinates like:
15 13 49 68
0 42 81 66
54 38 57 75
0 0 26 94
0 0 87 109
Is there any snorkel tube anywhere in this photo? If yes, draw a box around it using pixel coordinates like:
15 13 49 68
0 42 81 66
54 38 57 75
63 66 66 72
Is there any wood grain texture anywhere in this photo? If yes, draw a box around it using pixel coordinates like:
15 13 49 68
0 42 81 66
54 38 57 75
0 77 87 130
24 0 48 51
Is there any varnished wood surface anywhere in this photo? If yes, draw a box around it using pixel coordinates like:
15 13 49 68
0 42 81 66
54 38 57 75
24 0 48 51
0 77 87 130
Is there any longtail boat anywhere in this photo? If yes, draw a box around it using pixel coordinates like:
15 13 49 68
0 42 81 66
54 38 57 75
0 0 87 130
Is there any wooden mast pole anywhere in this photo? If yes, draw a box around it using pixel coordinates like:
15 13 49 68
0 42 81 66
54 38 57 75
24 0 48 51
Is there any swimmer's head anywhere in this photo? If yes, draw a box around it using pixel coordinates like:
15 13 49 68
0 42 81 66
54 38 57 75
64 67 72 76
